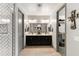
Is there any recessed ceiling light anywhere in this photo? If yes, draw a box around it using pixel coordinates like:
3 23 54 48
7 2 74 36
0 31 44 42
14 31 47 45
37 4 42 7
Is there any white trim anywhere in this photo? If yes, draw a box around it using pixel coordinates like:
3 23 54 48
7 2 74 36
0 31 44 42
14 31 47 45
14 4 19 56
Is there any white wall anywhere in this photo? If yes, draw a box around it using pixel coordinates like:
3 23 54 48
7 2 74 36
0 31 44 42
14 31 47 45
66 3 79 56
51 19 57 49
49 13 57 49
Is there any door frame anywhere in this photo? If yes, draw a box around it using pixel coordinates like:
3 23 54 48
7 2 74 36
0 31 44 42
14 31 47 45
56 4 67 56
18 9 24 49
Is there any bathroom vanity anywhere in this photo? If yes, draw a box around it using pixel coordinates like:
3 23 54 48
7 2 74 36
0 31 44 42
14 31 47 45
25 32 53 46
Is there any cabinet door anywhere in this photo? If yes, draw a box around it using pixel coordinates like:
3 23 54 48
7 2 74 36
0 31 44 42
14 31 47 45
40 36 52 45
31 36 40 45
26 36 31 45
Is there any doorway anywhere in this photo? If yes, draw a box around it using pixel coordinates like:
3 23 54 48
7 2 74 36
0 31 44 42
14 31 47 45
56 4 66 56
17 3 63 56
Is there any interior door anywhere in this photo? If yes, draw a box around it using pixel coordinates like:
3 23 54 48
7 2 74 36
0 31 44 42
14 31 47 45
18 9 24 52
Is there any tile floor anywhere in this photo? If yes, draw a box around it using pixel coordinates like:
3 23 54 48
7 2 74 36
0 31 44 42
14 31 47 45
20 46 61 56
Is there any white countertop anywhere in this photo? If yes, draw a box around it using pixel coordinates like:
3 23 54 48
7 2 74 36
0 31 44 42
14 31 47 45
25 32 53 36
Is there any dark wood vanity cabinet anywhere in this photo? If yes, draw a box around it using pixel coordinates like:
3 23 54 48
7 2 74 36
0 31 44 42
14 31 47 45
26 35 52 46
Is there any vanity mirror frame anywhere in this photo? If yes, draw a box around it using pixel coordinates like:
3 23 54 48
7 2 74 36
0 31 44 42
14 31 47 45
56 4 67 56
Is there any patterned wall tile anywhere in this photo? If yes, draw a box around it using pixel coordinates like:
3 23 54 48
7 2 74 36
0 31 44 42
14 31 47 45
0 3 15 56
0 24 8 34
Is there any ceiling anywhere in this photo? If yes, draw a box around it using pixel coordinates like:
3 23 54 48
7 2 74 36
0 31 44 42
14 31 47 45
17 3 64 16
16 3 64 24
